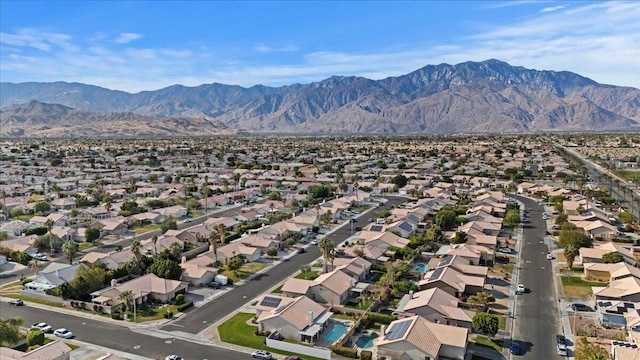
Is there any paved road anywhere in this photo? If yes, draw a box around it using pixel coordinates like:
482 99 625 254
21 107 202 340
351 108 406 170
512 196 562 359
163 196 407 333
0 303 248 360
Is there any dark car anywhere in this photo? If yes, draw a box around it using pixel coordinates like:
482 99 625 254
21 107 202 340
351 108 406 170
298 247 306 254
510 341 521 355
207 282 221 289
9 299 24 306
571 303 594 312
355 226 362 231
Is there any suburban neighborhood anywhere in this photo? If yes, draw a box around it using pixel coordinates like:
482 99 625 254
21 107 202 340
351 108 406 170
1 134 639 360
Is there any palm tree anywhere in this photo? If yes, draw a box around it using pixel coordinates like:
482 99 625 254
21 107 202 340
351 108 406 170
202 175 209 213
564 244 579 270
118 290 134 312
318 237 335 273
62 241 78 264
45 219 55 255
130 238 142 261
151 235 158 255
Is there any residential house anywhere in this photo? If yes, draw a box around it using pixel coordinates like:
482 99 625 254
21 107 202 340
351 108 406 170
331 256 371 281
179 259 218 286
239 234 279 254
218 242 261 264
594 277 640 303
0 340 72 360
256 295 333 343
281 269 357 305
153 205 188 219
418 266 485 297
51 197 77 210
91 217 128 236
0 220 30 236
374 315 468 360
24 263 83 293
396 287 476 329
584 262 640 282
579 242 636 266
91 273 188 306
79 249 135 270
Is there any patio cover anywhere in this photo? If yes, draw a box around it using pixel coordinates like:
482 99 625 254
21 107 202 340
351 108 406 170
300 324 323 337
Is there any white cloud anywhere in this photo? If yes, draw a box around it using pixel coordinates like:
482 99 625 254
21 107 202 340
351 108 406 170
540 5 565 13
0 2 638 92
115 32 143 44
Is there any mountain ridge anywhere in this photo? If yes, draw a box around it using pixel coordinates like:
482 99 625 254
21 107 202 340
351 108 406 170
1 59 639 136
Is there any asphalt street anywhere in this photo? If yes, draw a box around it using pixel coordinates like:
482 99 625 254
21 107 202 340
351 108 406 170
512 196 562 359
0 304 248 360
163 196 407 333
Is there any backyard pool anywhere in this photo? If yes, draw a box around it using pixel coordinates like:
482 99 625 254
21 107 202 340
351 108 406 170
412 263 428 273
322 323 348 343
356 332 379 348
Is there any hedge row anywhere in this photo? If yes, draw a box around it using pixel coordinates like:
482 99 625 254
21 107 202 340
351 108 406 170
176 301 193 312
330 345 358 358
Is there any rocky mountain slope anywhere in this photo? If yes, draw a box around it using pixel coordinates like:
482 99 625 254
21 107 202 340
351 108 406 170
1 59 639 135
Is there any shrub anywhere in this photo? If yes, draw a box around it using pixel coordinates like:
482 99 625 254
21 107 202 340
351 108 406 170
164 310 174 319
360 350 373 360
175 294 185 305
21 278 33 286
176 301 193 312
226 277 234 285
111 312 122 320
330 345 358 358
365 312 396 325
26 329 45 346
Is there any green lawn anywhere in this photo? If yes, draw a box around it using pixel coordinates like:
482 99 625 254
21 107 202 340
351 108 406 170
133 223 162 234
15 214 35 221
492 263 514 274
189 211 205 218
295 271 319 280
221 262 268 283
561 276 604 298
13 337 54 352
122 304 182 322
498 314 506 330
78 242 95 251
218 313 324 360
272 285 283 294
473 335 503 352
8 294 63 307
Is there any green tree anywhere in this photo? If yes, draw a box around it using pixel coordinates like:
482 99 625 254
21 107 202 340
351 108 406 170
0 318 22 346
34 201 51 214
558 227 592 248
267 247 278 257
62 240 79 264
307 185 334 203
472 312 499 336
70 264 106 298
435 209 458 231
573 336 609 360
391 174 408 189
300 264 312 279
85 227 101 243
503 209 521 229
45 218 55 255
318 237 336 273
564 244 580 269
147 258 182 280
452 231 468 244
118 290 134 312
160 217 178 234
267 191 282 201
602 251 624 264
227 257 244 277
26 329 45 346
619 211 637 224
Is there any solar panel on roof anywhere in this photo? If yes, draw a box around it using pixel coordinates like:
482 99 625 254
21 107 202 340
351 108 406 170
370 225 383 232
260 296 282 308
429 267 444 281
384 318 413 341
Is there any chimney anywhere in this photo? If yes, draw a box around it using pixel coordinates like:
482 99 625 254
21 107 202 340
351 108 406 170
181 256 187 264
110 279 117 287
381 324 387 335
56 269 60 278
309 311 314 324
409 290 414 299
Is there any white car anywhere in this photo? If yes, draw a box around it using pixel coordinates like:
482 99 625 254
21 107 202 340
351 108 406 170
251 351 273 360
165 356 183 360
29 253 48 261
498 247 513 254
546 253 554 260
53 328 74 339
310 240 318 245
31 322 53 333
517 284 526 293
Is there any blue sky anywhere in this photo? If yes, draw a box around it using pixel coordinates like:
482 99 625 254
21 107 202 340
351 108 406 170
1 1 638 92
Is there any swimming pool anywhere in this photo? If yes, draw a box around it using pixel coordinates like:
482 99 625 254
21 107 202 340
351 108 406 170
412 263 428 273
322 323 348 343
356 332 379 348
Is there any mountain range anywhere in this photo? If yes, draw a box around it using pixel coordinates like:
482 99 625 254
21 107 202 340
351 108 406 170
1 59 639 137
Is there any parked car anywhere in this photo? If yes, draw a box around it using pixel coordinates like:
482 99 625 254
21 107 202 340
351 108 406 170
181 219 192 224
310 240 318 245
31 322 53 333
9 299 24 306
53 328 74 338
355 226 362 231
546 253 554 260
556 335 568 356
510 341 521 355
251 350 273 360
283 357 301 360
298 247 306 253
29 253 48 261
207 282 221 289
165 356 183 360
517 284 526 293
498 247 513 254
571 303 595 312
